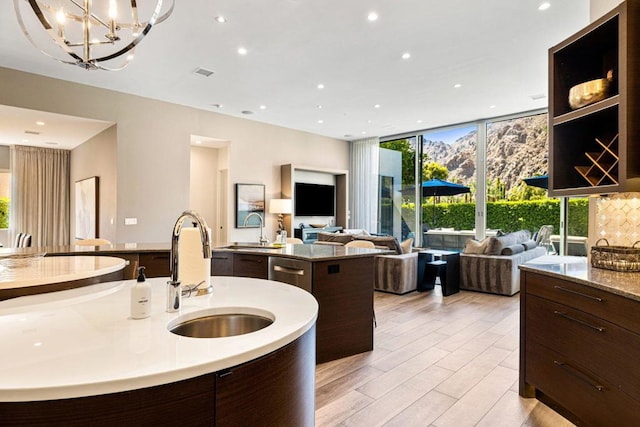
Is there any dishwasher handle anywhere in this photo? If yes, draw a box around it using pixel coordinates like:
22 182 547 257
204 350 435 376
273 265 305 276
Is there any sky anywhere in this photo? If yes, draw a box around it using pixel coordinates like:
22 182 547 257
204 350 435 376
423 125 476 145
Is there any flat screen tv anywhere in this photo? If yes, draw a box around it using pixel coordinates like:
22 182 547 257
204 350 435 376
294 182 335 216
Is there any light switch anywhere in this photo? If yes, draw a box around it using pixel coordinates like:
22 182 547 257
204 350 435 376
125 217 137 225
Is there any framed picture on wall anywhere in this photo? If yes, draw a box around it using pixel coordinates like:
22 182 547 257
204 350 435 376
235 183 265 228
75 176 99 239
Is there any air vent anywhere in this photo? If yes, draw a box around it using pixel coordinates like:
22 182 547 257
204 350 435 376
24 130 40 135
193 67 214 77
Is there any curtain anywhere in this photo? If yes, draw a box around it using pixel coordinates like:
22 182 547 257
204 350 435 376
10 145 70 247
349 137 380 232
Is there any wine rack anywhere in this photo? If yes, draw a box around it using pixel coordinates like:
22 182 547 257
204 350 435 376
574 134 619 186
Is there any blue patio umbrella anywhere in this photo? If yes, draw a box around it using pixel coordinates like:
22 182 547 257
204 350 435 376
421 179 470 227
523 175 548 189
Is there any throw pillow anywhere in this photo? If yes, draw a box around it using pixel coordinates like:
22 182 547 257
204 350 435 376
501 244 525 255
463 238 489 254
400 238 414 254
486 230 532 255
356 235 403 254
317 232 354 245
521 239 538 251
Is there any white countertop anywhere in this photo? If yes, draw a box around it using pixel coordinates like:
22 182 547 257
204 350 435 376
0 255 126 290
0 276 318 401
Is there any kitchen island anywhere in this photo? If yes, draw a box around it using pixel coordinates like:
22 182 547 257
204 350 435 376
519 256 640 426
0 276 318 426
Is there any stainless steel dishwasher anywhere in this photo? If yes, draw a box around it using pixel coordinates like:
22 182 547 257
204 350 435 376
268 257 312 292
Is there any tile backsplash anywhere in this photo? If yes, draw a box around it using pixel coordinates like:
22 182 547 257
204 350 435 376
595 192 640 247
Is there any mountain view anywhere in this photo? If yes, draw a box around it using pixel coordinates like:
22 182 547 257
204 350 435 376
423 114 548 194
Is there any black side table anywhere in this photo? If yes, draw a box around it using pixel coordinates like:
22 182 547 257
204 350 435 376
417 250 460 296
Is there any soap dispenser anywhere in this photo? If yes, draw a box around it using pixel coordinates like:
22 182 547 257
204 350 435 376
130 266 151 319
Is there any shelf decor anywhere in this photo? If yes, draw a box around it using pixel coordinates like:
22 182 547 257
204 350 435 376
75 176 99 239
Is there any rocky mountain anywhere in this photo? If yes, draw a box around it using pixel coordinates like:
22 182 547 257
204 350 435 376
423 114 548 194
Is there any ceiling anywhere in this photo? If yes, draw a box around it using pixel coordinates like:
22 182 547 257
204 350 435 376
0 0 590 147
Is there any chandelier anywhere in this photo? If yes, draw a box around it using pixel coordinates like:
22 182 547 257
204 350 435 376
14 0 174 70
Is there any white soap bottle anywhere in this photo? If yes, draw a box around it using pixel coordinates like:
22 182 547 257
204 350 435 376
130 266 151 319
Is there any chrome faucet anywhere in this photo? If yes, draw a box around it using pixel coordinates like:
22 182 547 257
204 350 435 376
166 210 212 313
243 212 268 246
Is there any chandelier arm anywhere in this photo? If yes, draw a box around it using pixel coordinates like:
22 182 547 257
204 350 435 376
17 0 88 66
93 0 172 65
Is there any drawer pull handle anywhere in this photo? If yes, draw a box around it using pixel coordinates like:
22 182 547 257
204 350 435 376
273 265 305 276
553 360 604 392
553 310 605 332
553 285 603 302
240 258 262 264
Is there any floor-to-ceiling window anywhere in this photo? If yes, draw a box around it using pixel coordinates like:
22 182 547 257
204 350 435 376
378 109 586 251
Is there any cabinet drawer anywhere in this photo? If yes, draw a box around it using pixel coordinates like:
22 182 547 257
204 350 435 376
526 294 640 399
211 252 233 276
524 271 640 334
139 252 171 278
526 341 640 426
233 254 268 279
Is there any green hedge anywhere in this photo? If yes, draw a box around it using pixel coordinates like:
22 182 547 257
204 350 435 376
0 197 8 229
402 199 588 236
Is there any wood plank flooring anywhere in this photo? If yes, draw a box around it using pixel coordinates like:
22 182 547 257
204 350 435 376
315 288 575 427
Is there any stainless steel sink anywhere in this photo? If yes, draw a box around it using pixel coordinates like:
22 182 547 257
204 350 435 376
168 312 274 338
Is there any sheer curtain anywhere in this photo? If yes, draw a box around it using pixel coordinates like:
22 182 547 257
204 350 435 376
349 137 380 232
10 145 70 247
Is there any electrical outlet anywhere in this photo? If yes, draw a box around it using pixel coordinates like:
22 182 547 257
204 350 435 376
125 217 137 225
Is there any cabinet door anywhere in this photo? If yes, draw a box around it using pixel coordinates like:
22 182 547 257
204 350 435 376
232 254 268 279
211 252 233 276
312 257 374 363
138 252 171 277
215 328 315 427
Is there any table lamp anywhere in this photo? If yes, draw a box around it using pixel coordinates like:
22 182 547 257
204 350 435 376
269 198 292 233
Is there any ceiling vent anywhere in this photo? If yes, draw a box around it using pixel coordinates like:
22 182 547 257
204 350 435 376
24 130 40 135
194 67 215 77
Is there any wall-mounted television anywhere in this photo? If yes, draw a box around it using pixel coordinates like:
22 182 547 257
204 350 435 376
294 182 335 216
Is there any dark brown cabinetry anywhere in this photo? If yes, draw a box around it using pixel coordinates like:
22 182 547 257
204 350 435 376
549 0 640 196
520 271 640 425
0 329 315 426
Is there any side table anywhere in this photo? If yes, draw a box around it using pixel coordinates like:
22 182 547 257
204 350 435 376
417 250 460 296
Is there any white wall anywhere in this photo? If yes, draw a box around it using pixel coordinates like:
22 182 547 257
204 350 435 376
0 67 349 244
189 145 220 238
70 125 118 243
590 0 623 20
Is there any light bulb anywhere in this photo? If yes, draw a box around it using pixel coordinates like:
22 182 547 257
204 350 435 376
109 0 118 19
56 8 65 24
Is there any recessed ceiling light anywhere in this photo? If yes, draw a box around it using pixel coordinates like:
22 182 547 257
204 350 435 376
344 134 353 138
489 105 496 109
367 119 373 124
530 93 546 100
316 104 323 109
367 11 378 21
417 119 423 124
35 121 45 126
214 16 227 23
318 119 324 124
454 83 462 88
538 2 551 11
241 110 253 115
259 105 267 110
45 141 58 145
126 54 135 62
238 47 248 55
374 104 381 109
317 83 325 90
361 131 367 135
401 52 411 60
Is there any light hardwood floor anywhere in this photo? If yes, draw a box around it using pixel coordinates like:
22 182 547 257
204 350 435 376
315 288 575 427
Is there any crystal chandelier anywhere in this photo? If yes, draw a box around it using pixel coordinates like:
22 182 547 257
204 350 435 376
14 0 174 70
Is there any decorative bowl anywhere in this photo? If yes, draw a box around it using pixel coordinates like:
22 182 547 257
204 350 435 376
309 223 327 228
0 252 46 268
568 70 614 110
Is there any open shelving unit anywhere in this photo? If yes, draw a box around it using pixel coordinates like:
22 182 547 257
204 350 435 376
548 0 640 196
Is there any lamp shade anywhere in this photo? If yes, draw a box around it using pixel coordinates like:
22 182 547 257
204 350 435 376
269 198 292 214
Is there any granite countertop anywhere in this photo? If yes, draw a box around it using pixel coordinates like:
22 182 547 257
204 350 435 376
520 255 640 301
0 276 318 402
214 242 391 260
